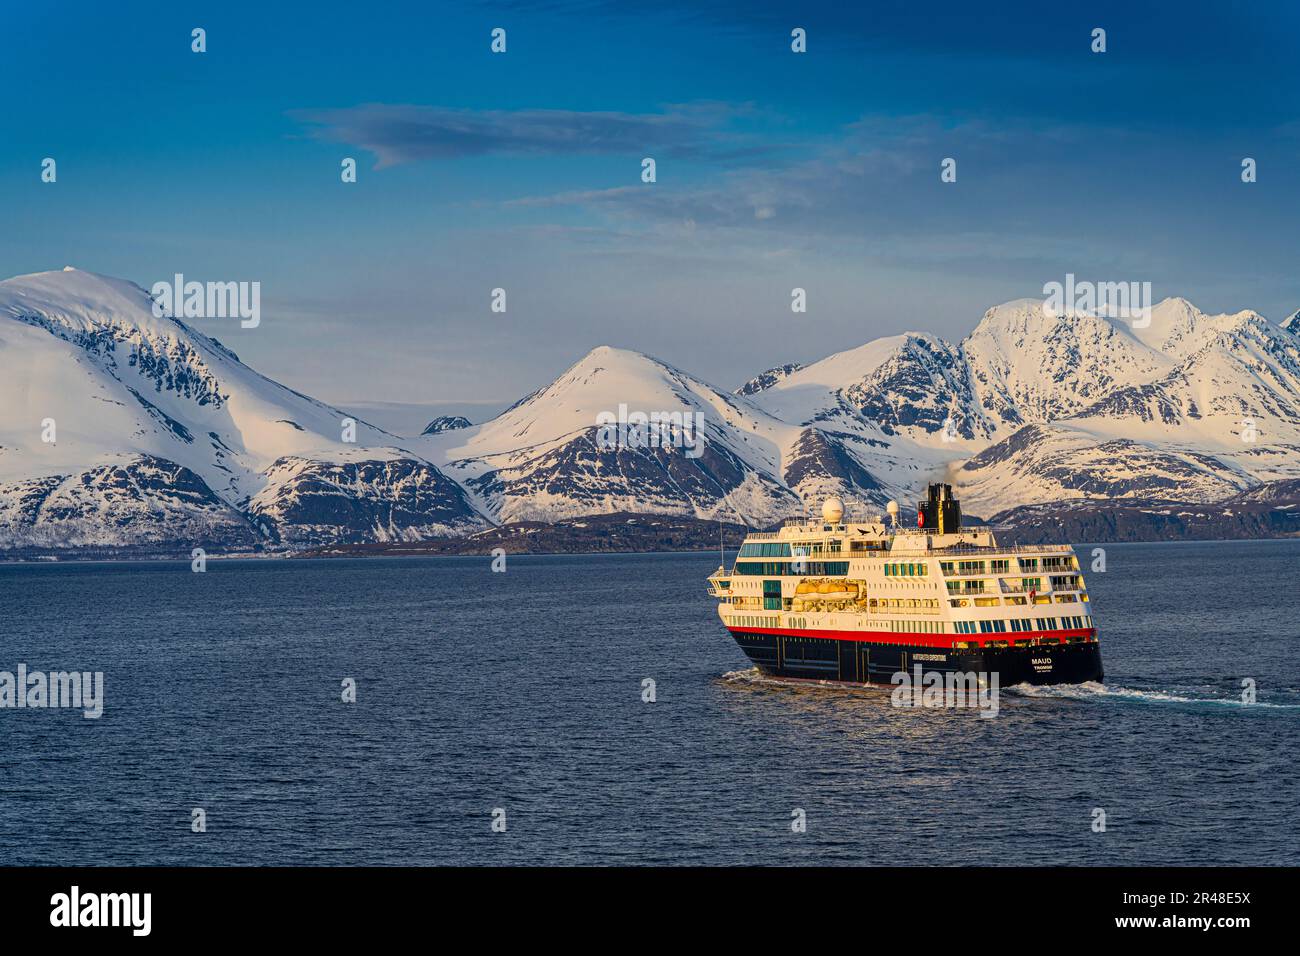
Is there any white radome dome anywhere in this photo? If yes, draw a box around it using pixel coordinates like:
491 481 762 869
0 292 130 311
822 497 844 523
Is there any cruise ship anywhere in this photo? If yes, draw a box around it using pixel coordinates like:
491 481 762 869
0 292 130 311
707 484 1103 686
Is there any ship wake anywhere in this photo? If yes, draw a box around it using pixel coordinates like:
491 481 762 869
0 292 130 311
717 667 880 694
1008 681 1300 711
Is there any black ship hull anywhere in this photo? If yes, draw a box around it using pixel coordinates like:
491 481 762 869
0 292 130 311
728 629 1103 687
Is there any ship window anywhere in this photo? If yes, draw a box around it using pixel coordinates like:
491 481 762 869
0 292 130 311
738 542 794 558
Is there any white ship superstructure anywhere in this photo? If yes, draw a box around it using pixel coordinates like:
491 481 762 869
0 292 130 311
707 485 1102 685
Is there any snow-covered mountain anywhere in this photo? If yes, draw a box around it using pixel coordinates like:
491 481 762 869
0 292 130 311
954 299 1300 512
419 346 805 526
0 268 485 551
743 296 1300 516
3 267 1298 552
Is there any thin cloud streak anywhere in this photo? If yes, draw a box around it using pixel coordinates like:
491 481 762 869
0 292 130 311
289 103 772 168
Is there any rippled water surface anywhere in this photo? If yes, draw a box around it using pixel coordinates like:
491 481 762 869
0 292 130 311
1 540 1296 865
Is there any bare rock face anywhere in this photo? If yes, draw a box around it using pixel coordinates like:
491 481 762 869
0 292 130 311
248 457 487 547
0 455 261 552
420 416 472 435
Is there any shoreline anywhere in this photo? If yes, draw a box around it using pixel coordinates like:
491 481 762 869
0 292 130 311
3 533 1299 566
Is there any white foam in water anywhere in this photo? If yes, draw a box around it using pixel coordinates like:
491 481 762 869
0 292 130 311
719 667 763 683
720 667 832 688
718 668 877 693
1009 681 1300 710
720 671 1300 709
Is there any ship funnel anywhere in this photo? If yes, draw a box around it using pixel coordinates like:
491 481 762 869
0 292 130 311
917 483 961 533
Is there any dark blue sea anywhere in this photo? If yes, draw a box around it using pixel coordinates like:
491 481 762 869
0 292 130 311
1 540 1297 866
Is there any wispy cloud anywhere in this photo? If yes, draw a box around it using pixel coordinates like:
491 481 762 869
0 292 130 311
290 102 770 168
492 114 1193 276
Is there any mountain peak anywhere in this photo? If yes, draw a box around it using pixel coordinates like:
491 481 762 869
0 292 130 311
982 297 1051 319
573 344 655 366
421 415 473 435
735 362 803 396
0 266 163 331
559 344 698 387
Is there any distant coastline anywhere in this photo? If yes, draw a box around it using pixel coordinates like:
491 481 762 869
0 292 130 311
4 500 1298 563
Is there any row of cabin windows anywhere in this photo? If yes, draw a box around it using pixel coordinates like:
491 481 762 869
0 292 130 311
1022 556 1073 571
1035 616 1092 630
734 615 1094 636
938 556 1077 575
947 577 1049 594
884 562 928 577
734 561 850 576
954 616 1095 634
738 542 792 557
939 558 1015 575
737 615 940 633
739 538 881 561
787 540 844 555
954 620 1008 633
889 619 944 633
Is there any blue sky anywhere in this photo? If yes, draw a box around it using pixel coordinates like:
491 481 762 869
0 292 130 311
4 0 1300 427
